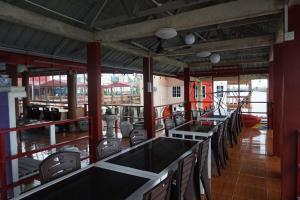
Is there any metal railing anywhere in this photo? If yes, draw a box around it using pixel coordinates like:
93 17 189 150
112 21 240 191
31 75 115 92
0 117 92 200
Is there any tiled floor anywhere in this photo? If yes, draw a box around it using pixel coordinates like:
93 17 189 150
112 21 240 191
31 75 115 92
210 127 281 200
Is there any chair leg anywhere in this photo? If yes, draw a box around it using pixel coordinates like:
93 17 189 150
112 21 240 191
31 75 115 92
212 148 221 176
201 163 211 200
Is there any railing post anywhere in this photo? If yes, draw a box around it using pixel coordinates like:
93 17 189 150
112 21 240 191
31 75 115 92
297 130 300 199
0 133 8 200
49 125 56 153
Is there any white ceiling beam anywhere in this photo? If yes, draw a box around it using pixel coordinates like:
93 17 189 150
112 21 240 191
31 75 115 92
165 35 274 57
0 1 185 68
96 0 283 42
188 57 268 68
103 42 187 68
0 1 93 42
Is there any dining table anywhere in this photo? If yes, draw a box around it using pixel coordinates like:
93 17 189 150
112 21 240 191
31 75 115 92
199 108 232 121
14 137 200 200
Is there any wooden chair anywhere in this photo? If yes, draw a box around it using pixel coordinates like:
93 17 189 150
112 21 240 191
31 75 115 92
164 118 175 137
172 151 196 200
39 151 80 183
143 171 173 200
222 118 230 162
96 138 121 160
195 139 211 200
129 129 147 147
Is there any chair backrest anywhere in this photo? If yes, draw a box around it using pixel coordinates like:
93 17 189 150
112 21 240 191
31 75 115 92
176 151 196 199
96 138 121 160
143 171 173 200
120 121 133 138
174 114 185 127
164 119 175 131
197 138 210 174
192 110 198 120
129 129 148 147
39 151 80 183
212 122 224 147
230 111 237 131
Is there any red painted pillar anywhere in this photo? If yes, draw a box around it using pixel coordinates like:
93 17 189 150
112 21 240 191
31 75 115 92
184 67 191 121
22 71 30 117
273 4 300 200
268 62 274 130
67 71 77 119
143 57 155 138
6 64 19 118
87 42 102 162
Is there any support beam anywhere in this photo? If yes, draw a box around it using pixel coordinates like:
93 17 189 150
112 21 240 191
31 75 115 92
143 57 155 138
189 57 268 68
96 0 283 41
22 71 30 117
0 1 183 68
87 42 102 163
67 71 77 119
166 35 274 57
103 42 187 68
95 0 211 27
184 67 191 121
6 64 19 118
274 5 300 200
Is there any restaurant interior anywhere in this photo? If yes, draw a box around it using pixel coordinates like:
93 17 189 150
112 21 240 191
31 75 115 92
0 0 299 200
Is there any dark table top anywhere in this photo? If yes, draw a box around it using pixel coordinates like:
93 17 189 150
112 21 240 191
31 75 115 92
175 121 218 132
106 137 198 173
21 167 150 200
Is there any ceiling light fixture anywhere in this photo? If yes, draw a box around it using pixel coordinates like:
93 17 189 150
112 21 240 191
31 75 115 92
196 51 211 58
210 53 221 64
184 33 195 45
155 28 177 40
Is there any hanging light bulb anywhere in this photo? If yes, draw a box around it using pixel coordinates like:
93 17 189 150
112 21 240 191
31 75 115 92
184 33 195 45
155 28 177 39
210 53 221 64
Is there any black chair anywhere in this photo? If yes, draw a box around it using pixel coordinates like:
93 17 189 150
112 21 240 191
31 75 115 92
211 123 225 176
228 111 238 146
143 171 173 200
31 106 41 119
164 118 175 137
195 139 211 200
172 151 196 200
39 151 80 183
222 118 230 164
96 138 121 160
42 107 51 121
51 108 61 121
174 113 185 127
129 129 147 147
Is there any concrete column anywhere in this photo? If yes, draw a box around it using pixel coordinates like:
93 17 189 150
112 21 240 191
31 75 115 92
87 42 102 162
273 4 300 199
143 57 155 138
6 64 19 118
22 71 29 117
184 67 191 121
67 71 77 119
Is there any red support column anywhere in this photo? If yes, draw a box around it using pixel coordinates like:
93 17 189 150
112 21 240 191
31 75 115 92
67 71 77 119
6 64 19 118
184 67 191 121
22 71 30 117
274 4 300 199
87 42 102 162
143 57 155 138
268 62 274 130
